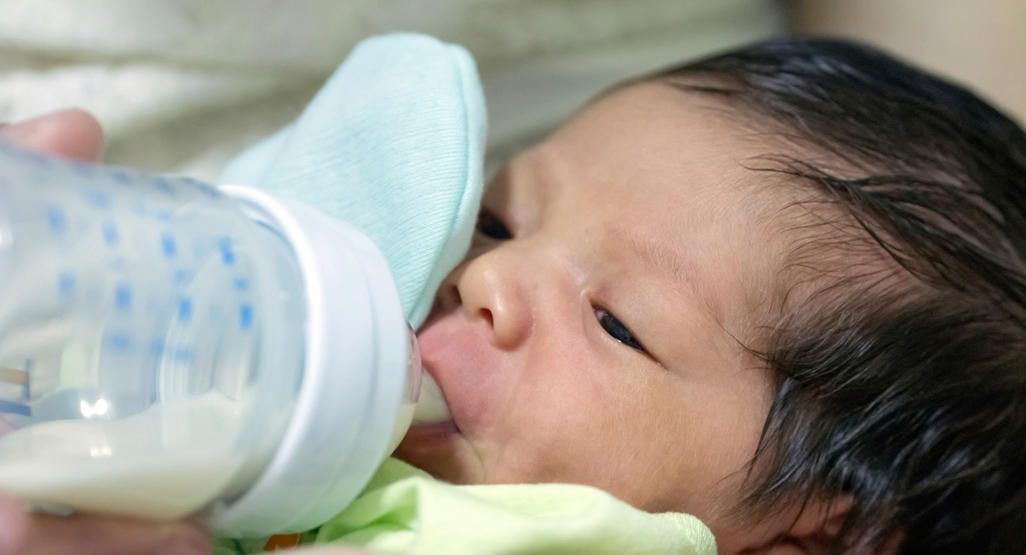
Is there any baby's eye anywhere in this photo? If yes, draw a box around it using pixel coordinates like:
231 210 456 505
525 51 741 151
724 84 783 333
475 210 512 240
595 308 646 353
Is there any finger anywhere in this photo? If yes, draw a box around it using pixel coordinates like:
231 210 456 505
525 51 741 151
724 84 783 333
0 495 31 555
0 499 210 555
0 109 104 162
27 514 210 555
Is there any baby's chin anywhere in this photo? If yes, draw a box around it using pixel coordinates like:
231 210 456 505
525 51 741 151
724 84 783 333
394 423 484 484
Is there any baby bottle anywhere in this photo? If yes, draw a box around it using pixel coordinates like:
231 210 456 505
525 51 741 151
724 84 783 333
0 142 449 536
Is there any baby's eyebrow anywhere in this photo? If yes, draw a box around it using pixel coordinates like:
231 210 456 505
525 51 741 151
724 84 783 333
623 232 724 324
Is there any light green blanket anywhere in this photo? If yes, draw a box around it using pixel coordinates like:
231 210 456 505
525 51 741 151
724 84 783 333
216 458 716 555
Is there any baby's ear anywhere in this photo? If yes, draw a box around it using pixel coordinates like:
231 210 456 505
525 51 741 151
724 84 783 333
763 497 849 555
741 496 902 555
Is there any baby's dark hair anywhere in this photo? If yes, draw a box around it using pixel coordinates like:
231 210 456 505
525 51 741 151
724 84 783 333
652 39 1026 554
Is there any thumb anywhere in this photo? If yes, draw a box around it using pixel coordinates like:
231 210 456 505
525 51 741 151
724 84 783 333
0 496 210 555
0 495 31 555
1 108 104 162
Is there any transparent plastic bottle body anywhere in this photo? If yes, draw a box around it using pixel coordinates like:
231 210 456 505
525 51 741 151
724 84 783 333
0 143 306 519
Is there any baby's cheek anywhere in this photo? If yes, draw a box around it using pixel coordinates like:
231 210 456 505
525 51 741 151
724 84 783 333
654 380 772 515
481 402 596 485
479 361 606 483
496 375 652 489
508 368 720 512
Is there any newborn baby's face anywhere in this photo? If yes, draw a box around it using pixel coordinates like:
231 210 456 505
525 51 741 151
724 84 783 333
397 82 783 532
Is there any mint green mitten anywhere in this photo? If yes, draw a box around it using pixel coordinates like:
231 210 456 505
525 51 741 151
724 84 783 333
220 34 486 326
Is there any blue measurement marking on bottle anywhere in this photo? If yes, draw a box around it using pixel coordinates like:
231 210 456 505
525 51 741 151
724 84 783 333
161 233 177 258
148 338 165 357
239 303 253 331
232 277 249 292
173 269 192 285
218 237 235 266
153 177 175 196
177 297 193 323
56 272 76 299
84 190 111 209
0 399 30 417
70 159 95 177
114 283 132 312
173 347 195 364
109 169 132 185
46 206 67 234
102 222 119 246
104 331 135 353
181 178 219 199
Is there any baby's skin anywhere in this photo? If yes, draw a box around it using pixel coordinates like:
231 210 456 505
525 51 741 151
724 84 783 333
397 81 844 552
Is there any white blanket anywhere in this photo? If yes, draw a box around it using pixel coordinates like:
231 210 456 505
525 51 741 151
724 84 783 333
0 0 781 178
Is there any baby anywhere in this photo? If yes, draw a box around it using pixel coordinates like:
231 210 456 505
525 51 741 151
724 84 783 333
392 38 1026 554
1 37 1023 555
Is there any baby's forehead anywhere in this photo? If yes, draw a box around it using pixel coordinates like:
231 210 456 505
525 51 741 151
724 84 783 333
557 82 750 154
499 85 805 355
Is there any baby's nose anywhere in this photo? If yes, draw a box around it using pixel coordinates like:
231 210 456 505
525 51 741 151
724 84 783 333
443 251 531 349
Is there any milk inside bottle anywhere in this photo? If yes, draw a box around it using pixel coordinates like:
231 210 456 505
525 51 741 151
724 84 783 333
0 142 449 536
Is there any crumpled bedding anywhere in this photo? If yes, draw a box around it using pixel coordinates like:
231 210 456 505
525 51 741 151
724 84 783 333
0 0 781 178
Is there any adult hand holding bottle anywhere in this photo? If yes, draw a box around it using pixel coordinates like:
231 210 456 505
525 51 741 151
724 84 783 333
0 109 212 555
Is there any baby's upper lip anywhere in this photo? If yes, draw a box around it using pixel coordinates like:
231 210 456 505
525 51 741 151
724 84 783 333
415 320 473 434
415 308 512 439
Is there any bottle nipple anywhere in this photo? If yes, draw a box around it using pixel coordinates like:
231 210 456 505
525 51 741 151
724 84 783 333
405 325 450 424
385 326 452 454
412 372 450 424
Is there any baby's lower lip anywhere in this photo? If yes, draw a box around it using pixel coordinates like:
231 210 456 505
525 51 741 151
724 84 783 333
397 420 461 452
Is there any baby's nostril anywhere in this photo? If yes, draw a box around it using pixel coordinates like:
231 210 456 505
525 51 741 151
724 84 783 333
478 307 494 328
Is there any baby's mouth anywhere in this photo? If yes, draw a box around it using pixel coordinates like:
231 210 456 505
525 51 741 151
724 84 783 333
411 369 451 425
398 418 462 455
400 362 462 449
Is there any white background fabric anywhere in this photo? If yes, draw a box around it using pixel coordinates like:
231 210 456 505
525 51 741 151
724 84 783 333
0 0 783 178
